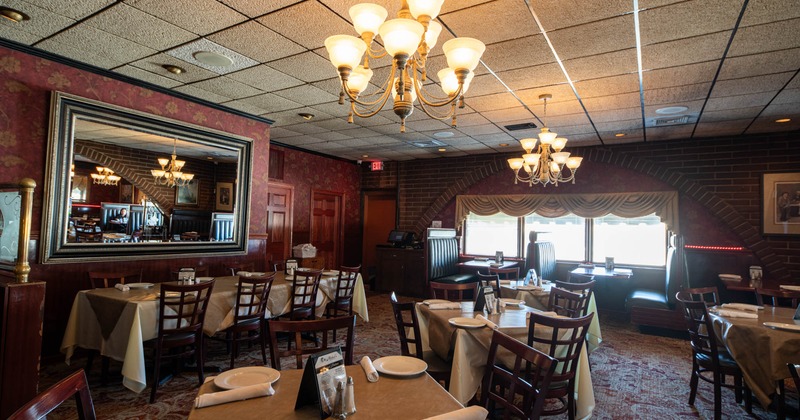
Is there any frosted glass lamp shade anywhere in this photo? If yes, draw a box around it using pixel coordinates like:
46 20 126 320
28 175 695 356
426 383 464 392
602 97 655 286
552 137 567 151
379 19 424 57
407 0 445 20
324 35 367 69
437 68 459 96
508 158 524 170
349 3 388 36
566 157 583 169
519 138 537 153
551 152 570 165
442 37 485 71
425 20 443 49
347 65 374 94
538 128 557 144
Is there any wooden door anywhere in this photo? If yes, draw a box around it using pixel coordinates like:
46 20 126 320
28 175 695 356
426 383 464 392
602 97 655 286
310 190 344 269
267 182 293 265
362 191 397 273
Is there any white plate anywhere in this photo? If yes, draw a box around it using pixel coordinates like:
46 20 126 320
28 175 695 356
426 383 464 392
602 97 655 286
372 356 427 376
780 285 800 292
196 277 214 282
322 270 340 277
126 282 154 289
719 273 742 280
422 299 451 305
500 298 525 306
214 367 281 390
763 322 800 332
448 317 485 329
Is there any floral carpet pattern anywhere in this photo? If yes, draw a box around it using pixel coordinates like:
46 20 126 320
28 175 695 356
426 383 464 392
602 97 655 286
40 291 796 419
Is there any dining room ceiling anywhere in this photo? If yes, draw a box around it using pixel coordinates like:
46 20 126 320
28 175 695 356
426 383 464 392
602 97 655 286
1 0 798 162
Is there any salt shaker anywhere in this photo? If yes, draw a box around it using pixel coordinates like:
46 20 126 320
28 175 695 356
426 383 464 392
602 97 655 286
344 376 356 416
333 380 346 418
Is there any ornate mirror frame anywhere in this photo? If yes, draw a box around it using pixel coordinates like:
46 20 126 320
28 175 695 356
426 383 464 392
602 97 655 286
40 92 253 263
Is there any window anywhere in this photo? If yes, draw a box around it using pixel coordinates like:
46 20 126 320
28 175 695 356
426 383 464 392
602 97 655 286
464 213 519 257
593 214 666 266
524 214 585 262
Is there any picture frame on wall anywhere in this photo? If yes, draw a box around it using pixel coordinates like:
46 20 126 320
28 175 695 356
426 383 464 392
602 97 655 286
119 183 134 203
216 182 234 212
761 172 800 235
176 181 199 206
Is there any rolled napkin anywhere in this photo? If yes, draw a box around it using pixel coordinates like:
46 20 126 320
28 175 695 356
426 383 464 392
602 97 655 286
475 314 498 329
721 303 762 312
360 356 379 382
500 300 523 308
115 283 130 292
428 303 462 310
423 406 490 420
194 383 274 408
713 309 758 319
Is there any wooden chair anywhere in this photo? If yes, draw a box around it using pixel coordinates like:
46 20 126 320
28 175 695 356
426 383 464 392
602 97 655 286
87 269 142 289
547 286 585 318
268 315 356 370
568 272 594 283
488 266 520 281
480 329 557 420
789 364 800 413
226 262 255 276
676 291 752 419
527 312 594 419
477 272 501 293
8 369 95 420
554 279 596 317
324 265 361 340
288 269 323 320
211 273 274 370
682 286 721 306
271 260 287 272
75 221 102 242
429 281 478 302
169 266 210 281
389 292 451 388
149 280 215 403
755 288 800 308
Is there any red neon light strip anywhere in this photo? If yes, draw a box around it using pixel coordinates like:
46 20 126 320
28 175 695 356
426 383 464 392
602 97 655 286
684 245 745 251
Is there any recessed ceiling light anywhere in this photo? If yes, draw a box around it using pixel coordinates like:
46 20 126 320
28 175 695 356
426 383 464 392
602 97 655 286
433 131 454 138
438 148 446 152
362 154 369 158
499 143 509 147
298 113 314 120
0 7 29 23
615 133 626 137
161 64 185 75
775 118 791 123
655 106 688 115
193 51 233 67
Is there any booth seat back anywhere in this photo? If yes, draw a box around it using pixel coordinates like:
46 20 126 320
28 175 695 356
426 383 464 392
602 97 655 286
427 237 460 279
210 213 235 241
526 241 557 281
101 203 130 230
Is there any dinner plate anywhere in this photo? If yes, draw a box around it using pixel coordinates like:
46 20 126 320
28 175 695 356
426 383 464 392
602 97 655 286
196 277 214 282
422 299 451 305
500 298 525 306
448 317 485 329
372 356 427 376
126 282 154 289
213 367 281 390
763 322 800 332
322 270 340 277
779 285 800 292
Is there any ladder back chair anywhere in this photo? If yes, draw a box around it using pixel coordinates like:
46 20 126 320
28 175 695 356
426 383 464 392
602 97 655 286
389 292 451 387
226 262 255 276
9 369 95 420
554 279 596 317
755 288 800 308
324 265 361 340
289 269 323 320
547 287 585 318
268 315 356 370
87 269 143 289
488 266 520 281
429 281 478 302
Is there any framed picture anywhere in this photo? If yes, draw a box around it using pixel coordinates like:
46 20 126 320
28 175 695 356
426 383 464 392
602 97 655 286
119 183 134 203
761 172 800 235
176 181 199 206
70 175 88 203
216 182 234 211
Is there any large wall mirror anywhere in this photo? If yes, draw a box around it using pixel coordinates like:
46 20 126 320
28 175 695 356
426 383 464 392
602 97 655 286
41 92 254 263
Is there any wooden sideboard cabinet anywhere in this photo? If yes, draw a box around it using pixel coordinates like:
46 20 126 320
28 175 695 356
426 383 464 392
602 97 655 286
375 246 426 297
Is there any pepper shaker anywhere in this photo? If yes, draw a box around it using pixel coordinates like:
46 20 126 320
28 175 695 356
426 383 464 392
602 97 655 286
344 376 356 416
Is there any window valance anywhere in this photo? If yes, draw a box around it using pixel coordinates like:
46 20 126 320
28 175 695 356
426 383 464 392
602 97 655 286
455 191 679 233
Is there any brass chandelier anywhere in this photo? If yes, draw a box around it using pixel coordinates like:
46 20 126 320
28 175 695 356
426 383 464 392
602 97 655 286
507 94 582 187
324 0 485 132
151 139 194 188
91 166 120 186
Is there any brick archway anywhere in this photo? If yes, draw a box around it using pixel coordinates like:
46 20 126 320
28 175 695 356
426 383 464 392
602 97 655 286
413 149 789 282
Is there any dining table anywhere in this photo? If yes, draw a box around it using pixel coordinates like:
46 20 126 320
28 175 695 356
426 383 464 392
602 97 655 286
710 305 800 410
188 364 464 419
415 301 595 419
60 271 368 393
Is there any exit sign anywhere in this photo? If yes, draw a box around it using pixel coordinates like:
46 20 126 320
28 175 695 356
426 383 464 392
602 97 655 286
371 161 384 171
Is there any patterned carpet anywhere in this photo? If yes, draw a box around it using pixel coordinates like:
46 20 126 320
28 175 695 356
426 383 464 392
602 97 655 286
39 291 796 419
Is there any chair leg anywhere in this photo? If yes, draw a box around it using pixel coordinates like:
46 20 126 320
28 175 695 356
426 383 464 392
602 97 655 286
776 380 786 420
734 375 743 403
196 335 205 385
688 360 699 406
150 346 162 404
230 335 238 370
713 372 722 420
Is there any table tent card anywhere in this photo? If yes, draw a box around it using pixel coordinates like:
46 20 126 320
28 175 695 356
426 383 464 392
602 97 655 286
474 285 498 314
296 346 346 419
178 267 196 283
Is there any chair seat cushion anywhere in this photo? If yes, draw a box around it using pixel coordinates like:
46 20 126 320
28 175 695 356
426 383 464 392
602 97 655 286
696 351 740 369
430 273 478 284
421 350 451 373
626 288 669 310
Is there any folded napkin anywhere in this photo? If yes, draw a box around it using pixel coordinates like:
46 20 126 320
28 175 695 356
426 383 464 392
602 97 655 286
528 311 559 318
713 309 758 319
500 300 523 308
360 356 379 382
194 383 274 408
780 285 800 292
516 285 543 291
721 303 762 312
423 406 489 420
475 314 498 329
115 283 130 292
428 303 462 310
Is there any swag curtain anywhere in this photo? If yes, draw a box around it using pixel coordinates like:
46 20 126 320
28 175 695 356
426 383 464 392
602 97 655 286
455 191 679 233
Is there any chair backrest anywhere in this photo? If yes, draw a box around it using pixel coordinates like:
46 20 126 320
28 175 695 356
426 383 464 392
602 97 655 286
290 269 323 319
209 212 235 241
227 262 255 276
157 280 215 339
429 281 478 302
427 236 461 279
88 269 143 289
169 266 209 280
75 221 101 242
234 274 275 325
527 312 594 388
547 286 585 318
676 291 721 363
789 364 800 392
9 369 95 420
488 266 520 281
681 286 721 306
268 315 356 370
480 329 557 420
477 272 500 292
554 280 596 317
568 272 594 283
755 288 800 308
527 239 557 281
389 292 423 358
333 265 361 305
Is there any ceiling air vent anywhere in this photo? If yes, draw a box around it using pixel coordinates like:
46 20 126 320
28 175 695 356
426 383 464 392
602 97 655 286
504 122 538 131
410 139 446 148
654 115 689 126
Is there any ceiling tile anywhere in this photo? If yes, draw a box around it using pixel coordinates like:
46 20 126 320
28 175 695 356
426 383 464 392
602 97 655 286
694 119 751 137
728 18 800 57
588 107 642 123
548 15 636 61
740 0 800 27
481 35 555 73
746 116 800 133
643 99 705 116
226 64 304 92
272 84 338 106
467 92 523 113
207 21 304 64
220 99 269 116
439 0 539 45
718 48 800 79
639 0 744 45
240 92 302 114
642 61 718 89
531 0 634 31
711 72 795 98
268 51 335 83
130 53 219 83
0 27 40 44
583 92 642 112
773 88 800 105
516 85 577 108
496 63 567 91
187 76 262 100
597 127 644 140
0 0 76 41
126 0 247 36
646 124 695 140
705 91 775 111
311 130 353 141
28 0 114 19
165 38 259 75
453 112 491 127
219 0 297 18
85 3 196 51
113 65 181 88
699 107 762 122
480 106 537 123
758 101 800 117
173 84 231 103
574 74 640 99
645 83 712 105
257 1 353 50
459 73 511 98
37 25 156 69
562 49 637 81
457 124 504 137
642 32 730 70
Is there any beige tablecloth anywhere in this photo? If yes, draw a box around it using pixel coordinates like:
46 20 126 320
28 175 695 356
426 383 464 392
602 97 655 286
711 306 800 407
416 302 595 419
188 364 463 419
61 273 368 393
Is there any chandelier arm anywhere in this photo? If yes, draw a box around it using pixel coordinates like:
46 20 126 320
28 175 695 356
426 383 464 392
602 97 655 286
350 94 394 119
342 65 397 108
411 62 463 108
416 99 457 121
